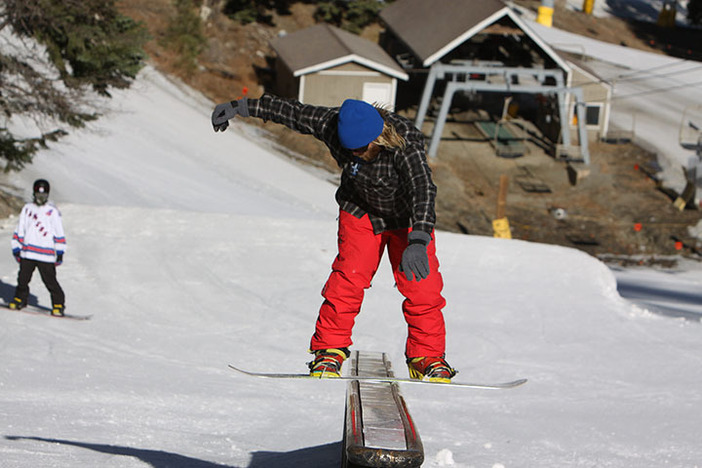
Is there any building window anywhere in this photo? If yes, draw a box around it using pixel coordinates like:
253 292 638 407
585 104 602 126
571 103 603 127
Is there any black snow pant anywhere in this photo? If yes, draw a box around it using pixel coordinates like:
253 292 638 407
14 258 65 306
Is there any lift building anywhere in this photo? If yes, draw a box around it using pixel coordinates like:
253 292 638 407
270 23 408 109
379 0 613 161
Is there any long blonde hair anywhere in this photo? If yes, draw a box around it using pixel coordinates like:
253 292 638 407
374 106 407 151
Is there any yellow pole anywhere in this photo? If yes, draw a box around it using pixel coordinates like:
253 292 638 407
537 0 554 27
657 2 676 27
582 0 595 15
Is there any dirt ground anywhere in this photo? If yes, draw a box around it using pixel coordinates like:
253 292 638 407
243 99 702 266
217 2 702 266
4 1 702 266
429 2 702 265
420 116 702 265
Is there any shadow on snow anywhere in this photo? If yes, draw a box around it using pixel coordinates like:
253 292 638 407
0 279 43 309
5 436 342 468
616 278 702 322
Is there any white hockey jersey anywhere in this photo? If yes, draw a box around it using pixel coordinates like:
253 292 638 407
11 202 66 263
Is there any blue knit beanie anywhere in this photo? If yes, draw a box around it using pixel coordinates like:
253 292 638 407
337 99 384 149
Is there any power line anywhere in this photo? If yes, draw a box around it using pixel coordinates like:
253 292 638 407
612 65 702 83
612 58 697 80
569 64 702 89
611 79 702 100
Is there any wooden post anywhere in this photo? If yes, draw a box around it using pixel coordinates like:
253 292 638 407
496 174 509 219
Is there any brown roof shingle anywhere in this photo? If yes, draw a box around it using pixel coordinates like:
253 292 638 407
380 0 509 66
270 23 408 80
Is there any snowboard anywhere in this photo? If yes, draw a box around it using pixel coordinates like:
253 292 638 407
3 304 92 321
228 365 527 389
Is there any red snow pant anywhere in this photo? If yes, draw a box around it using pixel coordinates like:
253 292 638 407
310 210 447 358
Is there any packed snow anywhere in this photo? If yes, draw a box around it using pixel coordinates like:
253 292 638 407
2 18 702 468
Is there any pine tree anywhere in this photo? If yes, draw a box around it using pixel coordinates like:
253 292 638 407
3 0 149 96
0 0 149 169
162 0 207 76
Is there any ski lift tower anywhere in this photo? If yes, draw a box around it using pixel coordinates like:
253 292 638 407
679 105 702 208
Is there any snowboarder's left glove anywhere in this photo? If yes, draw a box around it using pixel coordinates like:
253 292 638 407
12 248 20 263
211 98 249 132
56 253 63 266
399 230 432 281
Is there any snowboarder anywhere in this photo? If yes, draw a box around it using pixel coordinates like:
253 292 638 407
9 179 67 316
212 95 455 382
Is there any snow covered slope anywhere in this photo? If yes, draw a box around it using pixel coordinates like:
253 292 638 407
1 65 701 468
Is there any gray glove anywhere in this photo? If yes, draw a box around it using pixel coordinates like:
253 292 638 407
211 97 249 132
399 230 432 281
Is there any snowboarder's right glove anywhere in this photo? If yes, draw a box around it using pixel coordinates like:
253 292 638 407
56 253 63 266
12 248 20 263
399 230 432 282
211 97 249 132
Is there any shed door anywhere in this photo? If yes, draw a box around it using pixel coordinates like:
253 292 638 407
362 82 393 108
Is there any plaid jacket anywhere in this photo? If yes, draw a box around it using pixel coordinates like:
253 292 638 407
248 94 437 235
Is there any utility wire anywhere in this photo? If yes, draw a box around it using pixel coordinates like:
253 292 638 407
611 58 699 80
611 65 702 83
569 66 702 89
611 79 702 100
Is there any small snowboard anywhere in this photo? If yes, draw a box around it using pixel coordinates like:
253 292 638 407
228 365 527 389
4 304 92 321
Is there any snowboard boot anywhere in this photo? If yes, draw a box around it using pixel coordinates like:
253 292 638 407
308 348 350 378
407 356 457 383
51 304 65 317
8 297 25 310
